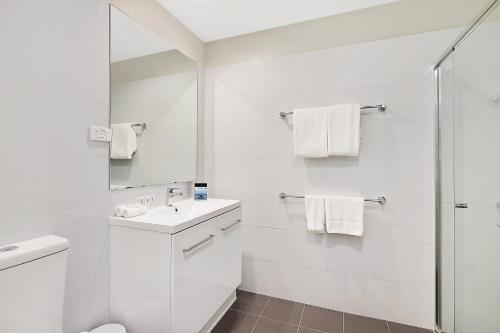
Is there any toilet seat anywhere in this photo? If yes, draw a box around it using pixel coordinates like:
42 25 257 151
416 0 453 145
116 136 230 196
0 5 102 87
84 324 126 333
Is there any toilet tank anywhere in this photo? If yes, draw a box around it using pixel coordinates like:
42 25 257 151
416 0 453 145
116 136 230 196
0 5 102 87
0 235 69 333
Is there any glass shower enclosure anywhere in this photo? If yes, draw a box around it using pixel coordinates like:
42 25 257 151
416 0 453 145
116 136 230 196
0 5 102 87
436 1 500 332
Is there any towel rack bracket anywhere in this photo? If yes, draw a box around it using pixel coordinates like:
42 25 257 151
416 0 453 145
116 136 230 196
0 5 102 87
279 112 289 120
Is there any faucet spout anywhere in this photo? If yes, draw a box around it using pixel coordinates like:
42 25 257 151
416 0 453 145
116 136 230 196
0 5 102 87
166 187 183 207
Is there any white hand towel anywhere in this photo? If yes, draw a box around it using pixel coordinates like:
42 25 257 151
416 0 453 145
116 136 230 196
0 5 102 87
305 195 326 233
110 123 137 159
327 104 361 156
325 196 364 236
293 107 329 158
114 203 147 218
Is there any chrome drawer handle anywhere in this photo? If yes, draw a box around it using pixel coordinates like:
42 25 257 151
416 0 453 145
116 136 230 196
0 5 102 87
182 234 215 254
221 219 242 231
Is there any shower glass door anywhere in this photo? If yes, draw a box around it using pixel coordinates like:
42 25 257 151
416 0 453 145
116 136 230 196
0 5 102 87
438 3 500 332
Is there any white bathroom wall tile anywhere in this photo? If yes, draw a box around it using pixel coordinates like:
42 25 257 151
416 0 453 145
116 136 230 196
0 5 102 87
455 247 500 298
240 258 419 326
417 158 435 202
213 125 260 160
0 0 48 155
455 201 500 252
51 211 109 276
0 0 48 89
212 159 260 193
417 116 434 160
241 224 262 259
415 285 436 330
212 79 261 129
363 200 418 243
63 264 110 333
210 190 260 222
0 84 47 155
257 120 294 161
356 277 417 326
417 201 436 245
46 0 109 104
455 291 500 333
259 228 325 270
254 193 308 230
0 155 49 234
47 87 109 157
416 244 435 287
47 156 109 218
322 236 417 284
359 117 417 164
240 258 354 314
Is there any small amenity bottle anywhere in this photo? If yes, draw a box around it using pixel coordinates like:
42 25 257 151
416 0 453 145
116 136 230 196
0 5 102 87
194 183 208 200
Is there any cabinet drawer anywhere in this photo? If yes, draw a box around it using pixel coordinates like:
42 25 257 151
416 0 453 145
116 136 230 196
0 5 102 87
171 219 218 333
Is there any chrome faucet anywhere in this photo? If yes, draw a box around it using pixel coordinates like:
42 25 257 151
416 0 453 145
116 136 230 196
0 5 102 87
166 187 183 207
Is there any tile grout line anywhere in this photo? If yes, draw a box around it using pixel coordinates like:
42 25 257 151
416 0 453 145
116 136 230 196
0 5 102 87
250 297 270 333
296 304 305 333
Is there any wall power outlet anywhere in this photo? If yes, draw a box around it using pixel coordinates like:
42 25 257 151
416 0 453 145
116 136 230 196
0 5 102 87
89 126 111 142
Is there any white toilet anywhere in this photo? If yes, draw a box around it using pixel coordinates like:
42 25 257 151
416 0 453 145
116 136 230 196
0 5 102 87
0 235 126 333
83 323 126 333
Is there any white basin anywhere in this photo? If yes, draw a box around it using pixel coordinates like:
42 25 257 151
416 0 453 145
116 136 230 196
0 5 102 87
110 198 240 234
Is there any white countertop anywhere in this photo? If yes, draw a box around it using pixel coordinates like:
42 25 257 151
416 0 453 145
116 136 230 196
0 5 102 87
110 198 241 234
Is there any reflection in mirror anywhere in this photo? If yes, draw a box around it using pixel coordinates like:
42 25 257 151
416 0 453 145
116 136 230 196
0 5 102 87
109 6 197 191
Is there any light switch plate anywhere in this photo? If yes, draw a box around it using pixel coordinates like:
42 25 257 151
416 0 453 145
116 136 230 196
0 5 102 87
89 126 111 142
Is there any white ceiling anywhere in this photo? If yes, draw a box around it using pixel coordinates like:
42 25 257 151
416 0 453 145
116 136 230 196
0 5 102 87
111 6 173 62
156 0 400 42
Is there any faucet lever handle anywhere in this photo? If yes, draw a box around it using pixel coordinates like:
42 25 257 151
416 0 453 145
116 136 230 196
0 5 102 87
167 187 181 193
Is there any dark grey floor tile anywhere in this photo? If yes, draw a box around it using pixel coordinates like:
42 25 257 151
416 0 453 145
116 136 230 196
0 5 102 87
387 322 434 333
231 290 270 315
253 318 298 333
297 328 317 333
344 313 389 333
300 305 343 333
212 310 258 333
261 297 304 325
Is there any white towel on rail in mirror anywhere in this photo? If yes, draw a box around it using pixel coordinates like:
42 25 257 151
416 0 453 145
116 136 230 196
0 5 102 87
110 123 137 159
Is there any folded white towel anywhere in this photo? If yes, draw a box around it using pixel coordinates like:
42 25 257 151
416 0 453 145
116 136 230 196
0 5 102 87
325 196 364 236
327 104 360 156
114 203 147 218
110 123 137 159
305 195 326 233
293 107 329 158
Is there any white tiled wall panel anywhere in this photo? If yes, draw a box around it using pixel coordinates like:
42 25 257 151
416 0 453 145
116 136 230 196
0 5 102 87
0 1 193 332
204 29 460 329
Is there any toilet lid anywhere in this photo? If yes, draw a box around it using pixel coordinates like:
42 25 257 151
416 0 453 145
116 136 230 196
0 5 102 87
90 324 126 333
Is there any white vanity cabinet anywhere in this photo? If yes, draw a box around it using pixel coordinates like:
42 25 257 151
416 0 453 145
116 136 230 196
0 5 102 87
110 199 242 333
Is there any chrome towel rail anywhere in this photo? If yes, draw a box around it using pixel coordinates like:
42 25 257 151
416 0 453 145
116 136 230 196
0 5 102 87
279 192 386 204
131 122 147 130
279 104 387 120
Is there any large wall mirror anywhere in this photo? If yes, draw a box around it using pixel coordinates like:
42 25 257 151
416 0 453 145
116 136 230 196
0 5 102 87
109 5 197 190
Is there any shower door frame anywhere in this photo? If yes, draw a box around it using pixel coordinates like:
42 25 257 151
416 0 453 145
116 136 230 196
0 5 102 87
434 0 500 331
